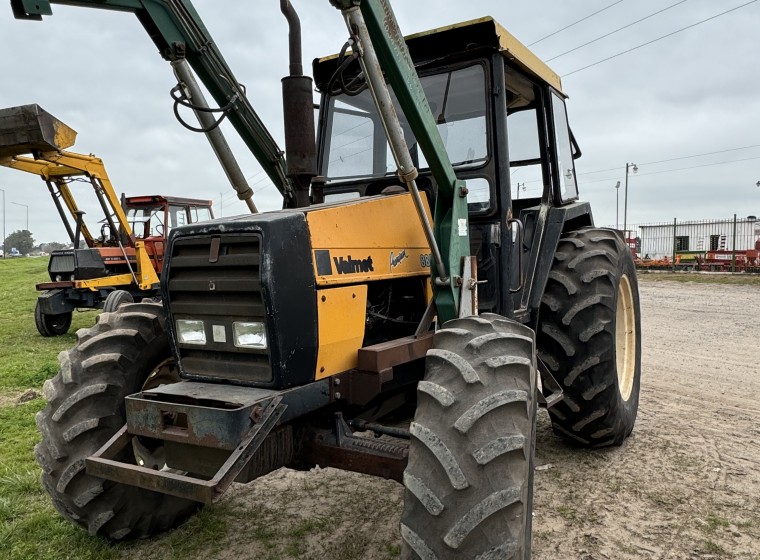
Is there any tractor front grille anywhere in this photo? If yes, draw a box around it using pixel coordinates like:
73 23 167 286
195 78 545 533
48 251 76 276
167 233 271 384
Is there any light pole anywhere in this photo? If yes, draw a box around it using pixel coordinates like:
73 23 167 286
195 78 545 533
11 202 29 231
623 162 637 234
0 187 5 259
614 180 621 229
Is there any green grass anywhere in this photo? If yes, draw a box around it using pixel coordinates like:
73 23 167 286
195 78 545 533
0 258 237 560
1 259 385 560
706 514 731 532
0 258 96 394
0 258 117 560
0 400 119 560
636 271 760 285
702 539 727 556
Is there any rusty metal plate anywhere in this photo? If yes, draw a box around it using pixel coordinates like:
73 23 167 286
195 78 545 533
126 382 277 450
87 398 286 504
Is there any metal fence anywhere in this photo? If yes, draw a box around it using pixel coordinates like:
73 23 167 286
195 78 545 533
602 215 760 272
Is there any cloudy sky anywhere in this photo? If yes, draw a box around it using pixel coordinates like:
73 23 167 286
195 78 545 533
0 0 758 244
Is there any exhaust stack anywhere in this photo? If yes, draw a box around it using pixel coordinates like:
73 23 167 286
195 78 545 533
281 0 317 208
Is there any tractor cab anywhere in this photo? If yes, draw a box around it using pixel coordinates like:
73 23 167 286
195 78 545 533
125 195 214 240
313 17 590 321
125 195 214 270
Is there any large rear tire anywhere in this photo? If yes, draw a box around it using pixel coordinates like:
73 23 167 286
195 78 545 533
34 301 200 540
400 314 537 560
35 299 72 337
537 228 641 447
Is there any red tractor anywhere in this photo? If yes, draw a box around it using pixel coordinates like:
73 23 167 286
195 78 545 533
0 104 213 336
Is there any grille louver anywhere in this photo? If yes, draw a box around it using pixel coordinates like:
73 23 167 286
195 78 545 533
167 234 271 384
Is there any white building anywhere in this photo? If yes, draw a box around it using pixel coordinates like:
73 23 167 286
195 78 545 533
637 217 760 260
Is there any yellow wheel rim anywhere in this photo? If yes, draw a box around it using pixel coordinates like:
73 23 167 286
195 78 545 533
616 274 636 401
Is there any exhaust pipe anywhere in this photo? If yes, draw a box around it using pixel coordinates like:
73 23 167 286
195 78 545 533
281 0 317 208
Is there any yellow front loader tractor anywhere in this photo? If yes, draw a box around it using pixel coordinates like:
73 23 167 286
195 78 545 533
14 0 642 557
0 104 214 335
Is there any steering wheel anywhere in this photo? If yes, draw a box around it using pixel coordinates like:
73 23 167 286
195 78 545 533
100 223 114 244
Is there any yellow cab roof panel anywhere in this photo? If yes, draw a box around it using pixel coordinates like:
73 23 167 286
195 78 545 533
314 16 563 95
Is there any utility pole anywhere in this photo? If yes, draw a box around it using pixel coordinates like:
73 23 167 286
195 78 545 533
623 162 637 234
1 187 5 259
220 192 224 217
614 180 621 229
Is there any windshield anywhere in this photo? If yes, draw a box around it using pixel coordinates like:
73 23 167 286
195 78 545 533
127 206 166 238
323 64 488 181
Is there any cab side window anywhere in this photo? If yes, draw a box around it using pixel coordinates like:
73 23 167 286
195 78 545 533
507 107 546 200
551 92 578 202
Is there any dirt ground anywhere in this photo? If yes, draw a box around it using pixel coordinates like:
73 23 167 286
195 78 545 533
133 279 760 560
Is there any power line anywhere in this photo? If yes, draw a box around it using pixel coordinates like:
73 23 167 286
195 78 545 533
640 144 760 166
332 129 373 152
209 168 270 207
223 142 760 201
528 0 625 47
546 0 690 62
577 143 760 177
562 0 759 77
634 155 760 177
579 154 760 186
577 165 628 177
246 168 265 182
578 175 631 186
221 176 270 204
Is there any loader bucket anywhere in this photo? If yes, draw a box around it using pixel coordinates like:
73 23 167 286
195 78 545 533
0 104 77 158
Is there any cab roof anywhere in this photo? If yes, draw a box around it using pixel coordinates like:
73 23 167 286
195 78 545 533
313 16 563 95
124 195 213 207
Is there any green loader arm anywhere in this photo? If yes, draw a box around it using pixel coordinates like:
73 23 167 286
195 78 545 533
11 0 294 203
13 0 471 321
330 0 470 322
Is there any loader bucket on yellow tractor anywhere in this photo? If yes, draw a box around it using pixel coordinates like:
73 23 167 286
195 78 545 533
0 103 77 157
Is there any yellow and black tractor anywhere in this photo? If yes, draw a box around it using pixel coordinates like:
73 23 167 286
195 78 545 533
0 104 214 335
15 0 642 557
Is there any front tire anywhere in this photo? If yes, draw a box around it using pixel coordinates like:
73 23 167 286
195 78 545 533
537 228 641 447
34 299 72 337
34 301 200 539
102 289 134 313
400 314 537 559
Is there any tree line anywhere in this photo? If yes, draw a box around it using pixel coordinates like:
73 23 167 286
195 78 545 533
2 230 71 256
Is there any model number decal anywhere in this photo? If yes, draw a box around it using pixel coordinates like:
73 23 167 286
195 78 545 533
420 254 432 268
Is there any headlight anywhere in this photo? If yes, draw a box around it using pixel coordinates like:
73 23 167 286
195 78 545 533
176 319 206 345
233 321 267 349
